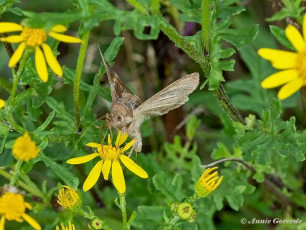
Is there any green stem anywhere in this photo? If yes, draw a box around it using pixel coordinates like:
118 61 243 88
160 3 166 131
127 0 148 14
160 18 244 124
7 113 26 134
77 208 113 230
74 30 90 131
201 0 210 52
164 215 180 230
151 0 160 15
119 193 128 230
8 51 30 106
187 193 198 204
0 168 44 198
9 160 22 186
160 18 210 74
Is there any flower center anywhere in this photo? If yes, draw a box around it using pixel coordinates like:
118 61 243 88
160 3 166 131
98 145 120 161
21 28 47 47
0 193 26 220
296 50 306 83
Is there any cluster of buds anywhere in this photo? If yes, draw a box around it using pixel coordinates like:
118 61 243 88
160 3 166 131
170 167 223 224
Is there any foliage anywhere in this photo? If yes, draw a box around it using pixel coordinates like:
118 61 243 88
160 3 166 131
0 0 306 230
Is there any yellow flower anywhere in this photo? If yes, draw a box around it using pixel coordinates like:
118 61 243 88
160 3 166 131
12 133 40 161
57 186 81 209
0 192 41 230
0 99 5 109
0 22 82 82
194 167 223 198
67 132 148 193
258 14 306 100
56 221 75 230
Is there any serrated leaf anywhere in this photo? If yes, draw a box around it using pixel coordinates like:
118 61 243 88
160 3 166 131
132 206 166 230
153 172 185 201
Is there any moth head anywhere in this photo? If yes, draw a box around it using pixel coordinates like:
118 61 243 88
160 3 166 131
110 103 129 128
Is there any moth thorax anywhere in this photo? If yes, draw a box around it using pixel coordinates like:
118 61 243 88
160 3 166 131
110 102 129 116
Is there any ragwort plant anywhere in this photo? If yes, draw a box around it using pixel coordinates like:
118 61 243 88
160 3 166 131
0 0 306 229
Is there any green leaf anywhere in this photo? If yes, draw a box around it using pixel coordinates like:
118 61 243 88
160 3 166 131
35 111 56 133
236 100 306 167
39 152 79 188
207 0 259 90
132 206 166 230
186 116 201 140
23 11 83 29
267 0 304 22
153 172 185 201
270 25 295 51
113 11 161 40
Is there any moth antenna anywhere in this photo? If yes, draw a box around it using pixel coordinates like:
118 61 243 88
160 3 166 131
97 45 112 73
75 115 107 145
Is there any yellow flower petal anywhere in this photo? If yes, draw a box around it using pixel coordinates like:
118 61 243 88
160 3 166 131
102 158 111 180
112 160 125 193
1 35 24 43
35 46 48 82
303 14 306 43
115 131 121 147
258 48 297 69
0 217 5 230
48 31 82 43
0 99 5 109
119 133 128 146
86 142 101 148
278 78 303 100
51 25 67 33
67 153 99 164
108 134 111 145
120 155 148 178
285 24 306 52
83 160 103 191
0 22 23 33
120 139 135 153
261 69 299 88
22 213 41 230
42 43 63 77
8 42 26 67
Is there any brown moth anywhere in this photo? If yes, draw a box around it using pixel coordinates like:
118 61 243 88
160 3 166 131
101 54 199 152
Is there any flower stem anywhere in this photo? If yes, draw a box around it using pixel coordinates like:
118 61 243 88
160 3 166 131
8 50 30 106
164 215 180 230
74 30 90 131
0 168 44 198
9 159 22 186
126 0 148 14
119 193 128 230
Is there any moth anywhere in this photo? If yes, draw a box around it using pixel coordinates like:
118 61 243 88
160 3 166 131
101 54 199 153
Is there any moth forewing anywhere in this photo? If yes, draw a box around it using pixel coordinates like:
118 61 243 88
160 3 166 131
133 73 200 125
99 49 132 101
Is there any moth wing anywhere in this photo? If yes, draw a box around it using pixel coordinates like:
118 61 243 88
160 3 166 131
133 73 199 124
101 54 132 101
